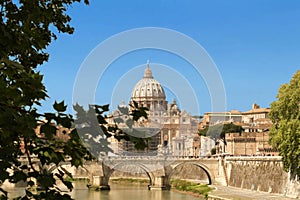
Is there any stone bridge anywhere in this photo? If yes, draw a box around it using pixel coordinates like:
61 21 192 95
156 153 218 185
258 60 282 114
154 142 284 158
21 155 297 197
80 156 228 190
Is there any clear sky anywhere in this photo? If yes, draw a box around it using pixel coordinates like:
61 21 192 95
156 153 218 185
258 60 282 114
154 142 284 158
40 0 300 116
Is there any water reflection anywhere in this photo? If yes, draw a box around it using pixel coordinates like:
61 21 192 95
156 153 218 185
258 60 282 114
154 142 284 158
71 181 202 200
4 181 202 200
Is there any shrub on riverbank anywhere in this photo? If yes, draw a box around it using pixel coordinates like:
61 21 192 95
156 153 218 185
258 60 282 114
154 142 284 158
170 179 212 198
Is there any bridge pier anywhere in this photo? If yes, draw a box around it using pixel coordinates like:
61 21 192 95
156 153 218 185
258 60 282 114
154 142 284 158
148 176 170 190
88 175 110 190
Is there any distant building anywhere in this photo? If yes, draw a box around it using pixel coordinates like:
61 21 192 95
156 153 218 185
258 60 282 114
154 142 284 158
107 62 199 156
242 103 270 125
225 104 276 155
199 136 215 157
226 131 277 156
199 103 278 156
199 110 242 128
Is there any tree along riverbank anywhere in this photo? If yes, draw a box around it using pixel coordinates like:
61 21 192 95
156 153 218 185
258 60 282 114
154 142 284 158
110 178 212 198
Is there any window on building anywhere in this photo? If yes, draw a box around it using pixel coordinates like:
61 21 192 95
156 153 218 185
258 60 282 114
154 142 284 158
163 141 168 147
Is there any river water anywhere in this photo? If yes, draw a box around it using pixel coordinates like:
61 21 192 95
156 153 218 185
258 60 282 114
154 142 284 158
4 181 203 200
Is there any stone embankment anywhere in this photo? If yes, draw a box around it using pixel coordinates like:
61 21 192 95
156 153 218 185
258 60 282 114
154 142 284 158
225 156 300 199
207 185 297 200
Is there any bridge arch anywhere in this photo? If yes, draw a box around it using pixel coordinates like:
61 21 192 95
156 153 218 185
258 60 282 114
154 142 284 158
168 162 213 185
47 163 90 178
108 162 155 185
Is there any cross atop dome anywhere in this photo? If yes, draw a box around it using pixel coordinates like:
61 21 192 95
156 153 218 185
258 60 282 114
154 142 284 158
144 60 153 78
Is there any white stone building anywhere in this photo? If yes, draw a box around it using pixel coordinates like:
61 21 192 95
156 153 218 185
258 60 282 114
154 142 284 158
107 63 199 156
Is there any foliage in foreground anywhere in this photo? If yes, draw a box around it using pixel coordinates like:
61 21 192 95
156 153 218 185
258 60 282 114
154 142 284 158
269 70 300 178
0 0 92 199
0 0 149 199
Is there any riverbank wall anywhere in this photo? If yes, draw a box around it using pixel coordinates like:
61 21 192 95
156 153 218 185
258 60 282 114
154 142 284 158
225 156 300 198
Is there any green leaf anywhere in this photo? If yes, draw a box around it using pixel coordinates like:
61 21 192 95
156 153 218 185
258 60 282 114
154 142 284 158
37 174 56 188
57 116 72 129
12 171 27 183
100 104 109 112
44 113 56 122
27 180 35 187
40 123 57 139
97 115 107 124
53 101 67 112
70 157 82 168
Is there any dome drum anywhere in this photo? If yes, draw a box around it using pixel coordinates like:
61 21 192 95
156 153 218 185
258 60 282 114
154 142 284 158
131 65 167 111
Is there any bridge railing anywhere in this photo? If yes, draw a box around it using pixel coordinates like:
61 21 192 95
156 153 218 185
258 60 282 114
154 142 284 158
98 155 218 161
97 154 282 161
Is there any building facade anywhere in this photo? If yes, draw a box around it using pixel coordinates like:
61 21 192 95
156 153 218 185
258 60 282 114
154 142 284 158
226 131 276 156
199 110 242 128
225 104 276 155
199 103 277 156
108 63 199 156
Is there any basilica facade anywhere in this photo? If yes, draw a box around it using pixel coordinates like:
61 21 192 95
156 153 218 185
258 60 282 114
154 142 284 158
108 63 199 156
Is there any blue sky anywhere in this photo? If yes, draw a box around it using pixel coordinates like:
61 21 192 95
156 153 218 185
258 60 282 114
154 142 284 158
40 0 300 116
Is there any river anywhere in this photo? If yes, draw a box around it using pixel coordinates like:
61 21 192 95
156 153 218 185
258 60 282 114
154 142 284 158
3 181 203 200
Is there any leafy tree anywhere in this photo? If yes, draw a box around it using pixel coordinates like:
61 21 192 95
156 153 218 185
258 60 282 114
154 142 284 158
0 0 148 199
0 0 91 199
199 123 243 153
73 102 149 157
269 70 300 179
199 123 243 142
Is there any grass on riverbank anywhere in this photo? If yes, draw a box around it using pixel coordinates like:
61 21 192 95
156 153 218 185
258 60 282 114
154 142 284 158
170 179 212 198
110 178 212 198
110 178 149 185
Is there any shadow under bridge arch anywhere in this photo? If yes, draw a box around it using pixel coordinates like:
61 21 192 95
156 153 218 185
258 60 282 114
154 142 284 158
168 162 213 185
108 162 155 185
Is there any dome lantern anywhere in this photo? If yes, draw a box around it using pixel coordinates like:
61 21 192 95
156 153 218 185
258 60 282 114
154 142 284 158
144 60 153 78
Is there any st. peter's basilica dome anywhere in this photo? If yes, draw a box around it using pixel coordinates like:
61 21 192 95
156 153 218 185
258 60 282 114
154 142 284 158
131 63 167 111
